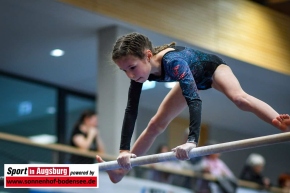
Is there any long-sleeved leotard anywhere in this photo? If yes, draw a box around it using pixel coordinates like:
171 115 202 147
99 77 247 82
120 46 226 150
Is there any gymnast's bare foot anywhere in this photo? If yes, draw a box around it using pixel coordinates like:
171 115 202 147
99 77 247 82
96 155 129 183
272 114 290 132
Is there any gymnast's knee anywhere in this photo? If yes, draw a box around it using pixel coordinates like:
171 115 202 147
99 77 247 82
146 116 168 136
231 93 251 111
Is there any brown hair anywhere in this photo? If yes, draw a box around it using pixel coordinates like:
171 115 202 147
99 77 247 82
278 173 290 187
112 32 175 61
74 110 96 130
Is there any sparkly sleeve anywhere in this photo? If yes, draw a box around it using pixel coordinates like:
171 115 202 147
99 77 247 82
167 58 202 144
120 80 143 150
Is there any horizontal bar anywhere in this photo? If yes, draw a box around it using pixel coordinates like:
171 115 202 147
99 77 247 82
1 132 289 186
98 132 290 171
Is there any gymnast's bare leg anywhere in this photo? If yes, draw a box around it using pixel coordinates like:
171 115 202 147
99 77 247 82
211 64 290 132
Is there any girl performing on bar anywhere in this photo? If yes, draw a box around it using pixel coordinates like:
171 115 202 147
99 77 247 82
96 32 290 183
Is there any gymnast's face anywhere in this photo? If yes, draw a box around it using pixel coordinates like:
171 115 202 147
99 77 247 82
115 54 151 83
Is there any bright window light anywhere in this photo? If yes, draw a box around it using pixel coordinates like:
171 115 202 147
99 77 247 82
142 80 156 90
18 101 32 116
50 49 64 57
29 134 57 144
46 107 56 114
165 82 176 89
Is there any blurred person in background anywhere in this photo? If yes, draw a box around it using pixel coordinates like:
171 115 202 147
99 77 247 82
240 153 271 190
194 141 237 193
278 173 290 193
70 110 105 164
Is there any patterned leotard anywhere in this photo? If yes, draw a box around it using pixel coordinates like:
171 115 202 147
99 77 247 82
120 46 226 150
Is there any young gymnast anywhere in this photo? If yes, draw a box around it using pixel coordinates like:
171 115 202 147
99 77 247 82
96 32 290 183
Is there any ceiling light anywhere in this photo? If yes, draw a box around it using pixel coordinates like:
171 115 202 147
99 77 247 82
50 49 64 57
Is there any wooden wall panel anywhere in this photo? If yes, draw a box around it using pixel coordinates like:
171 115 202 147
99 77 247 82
59 0 290 75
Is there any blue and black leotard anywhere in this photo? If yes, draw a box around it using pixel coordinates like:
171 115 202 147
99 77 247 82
120 46 226 150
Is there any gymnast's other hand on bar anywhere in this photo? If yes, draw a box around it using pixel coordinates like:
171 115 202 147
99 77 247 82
172 142 196 160
117 150 137 170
